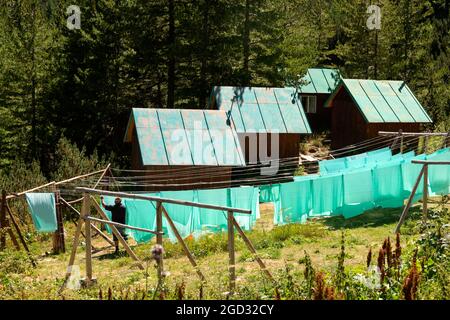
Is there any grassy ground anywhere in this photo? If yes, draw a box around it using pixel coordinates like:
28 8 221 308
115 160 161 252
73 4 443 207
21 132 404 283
1 199 434 300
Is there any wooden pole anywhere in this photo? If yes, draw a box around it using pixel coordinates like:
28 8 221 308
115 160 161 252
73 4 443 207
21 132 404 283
59 197 115 247
92 164 111 189
399 129 404 153
1 190 6 250
60 203 85 292
395 165 426 234
156 201 163 283
6 181 56 200
160 205 205 282
90 197 144 270
422 164 429 220
227 210 236 294
76 187 251 214
83 194 93 285
423 135 429 154
5 204 36 267
232 217 274 283
53 191 66 254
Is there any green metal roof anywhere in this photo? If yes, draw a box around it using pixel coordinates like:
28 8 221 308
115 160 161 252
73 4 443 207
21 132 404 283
124 108 246 166
210 86 312 134
298 68 341 94
326 79 432 123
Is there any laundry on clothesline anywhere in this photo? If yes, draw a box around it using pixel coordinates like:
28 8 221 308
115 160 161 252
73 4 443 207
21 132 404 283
25 192 58 233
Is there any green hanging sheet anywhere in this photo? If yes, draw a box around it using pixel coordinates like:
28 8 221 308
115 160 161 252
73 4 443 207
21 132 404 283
25 193 57 233
124 197 157 243
373 160 405 208
311 173 344 217
342 168 375 218
401 154 427 202
426 149 450 195
276 180 311 225
319 157 346 174
345 153 367 170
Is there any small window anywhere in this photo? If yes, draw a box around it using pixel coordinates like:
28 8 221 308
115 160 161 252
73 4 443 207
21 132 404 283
300 95 317 114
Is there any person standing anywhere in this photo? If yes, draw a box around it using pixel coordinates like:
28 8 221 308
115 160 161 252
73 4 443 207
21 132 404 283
100 196 128 254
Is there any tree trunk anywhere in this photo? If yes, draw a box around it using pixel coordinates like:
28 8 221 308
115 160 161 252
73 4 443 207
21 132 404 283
242 0 250 86
199 0 209 109
167 0 175 109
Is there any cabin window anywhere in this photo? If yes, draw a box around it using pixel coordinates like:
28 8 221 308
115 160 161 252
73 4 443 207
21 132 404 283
301 96 317 114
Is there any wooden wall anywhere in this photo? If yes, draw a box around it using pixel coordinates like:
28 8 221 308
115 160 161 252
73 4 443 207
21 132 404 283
233 132 300 186
330 89 424 150
302 93 332 132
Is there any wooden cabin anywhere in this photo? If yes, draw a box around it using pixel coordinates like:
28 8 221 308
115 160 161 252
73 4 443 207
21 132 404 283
209 86 312 184
124 108 246 191
296 68 341 132
326 79 433 150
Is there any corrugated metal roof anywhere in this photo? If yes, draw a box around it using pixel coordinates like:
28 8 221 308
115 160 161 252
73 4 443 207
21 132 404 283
326 79 432 123
124 108 246 166
210 86 312 134
298 68 341 94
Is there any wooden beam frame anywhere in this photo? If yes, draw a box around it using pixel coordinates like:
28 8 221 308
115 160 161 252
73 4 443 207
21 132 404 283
72 187 271 294
395 160 450 233
90 197 145 270
59 197 115 247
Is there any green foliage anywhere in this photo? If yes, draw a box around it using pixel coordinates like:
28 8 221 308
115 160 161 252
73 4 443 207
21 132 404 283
51 136 107 182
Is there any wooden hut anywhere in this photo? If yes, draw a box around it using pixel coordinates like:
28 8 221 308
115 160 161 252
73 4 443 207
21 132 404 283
325 79 433 149
209 86 312 183
124 108 246 191
296 68 341 132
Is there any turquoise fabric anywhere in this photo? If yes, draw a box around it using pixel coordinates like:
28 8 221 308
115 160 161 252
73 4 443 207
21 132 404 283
311 173 344 217
102 186 260 243
276 180 311 225
345 153 367 170
373 162 405 208
426 149 450 195
229 186 260 230
319 157 346 174
259 185 274 203
196 188 229 232
366 148 392 164
25 193 57 233
124 197 157 243
342 168 375 218
161 190 199 241
401 156 426 202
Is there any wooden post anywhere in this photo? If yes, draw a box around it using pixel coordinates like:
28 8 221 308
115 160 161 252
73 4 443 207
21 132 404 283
399 129 404 153
156 201 164 283
59 197 115 247
232 217 275 283
160 205 205 282
422 164 429 220
423 135 429 154
83 193 93 285
59 202 85 293
6 204 36 267
52 191 66 254
1 190 7 250
227 210 236 294
395 165 426 234
90 197 144 270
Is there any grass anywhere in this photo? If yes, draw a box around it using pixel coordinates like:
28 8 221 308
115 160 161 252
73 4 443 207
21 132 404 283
0 200 437 300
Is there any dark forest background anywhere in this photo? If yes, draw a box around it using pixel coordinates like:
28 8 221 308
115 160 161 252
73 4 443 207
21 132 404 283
0 0 449 181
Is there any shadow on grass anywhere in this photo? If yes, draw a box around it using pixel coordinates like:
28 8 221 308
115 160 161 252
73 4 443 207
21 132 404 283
321 206 422 230
97 250 128 260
